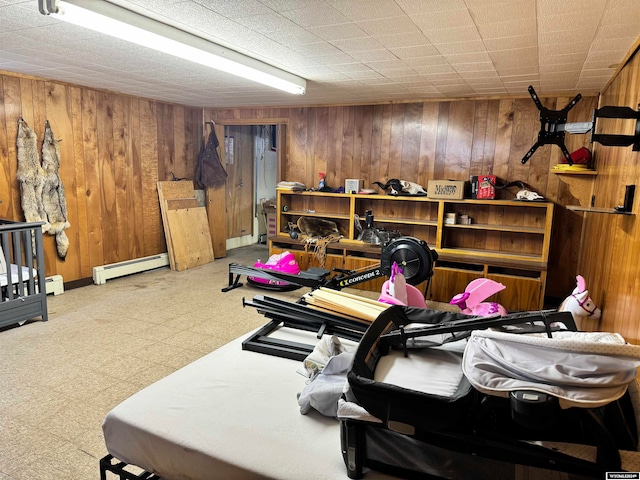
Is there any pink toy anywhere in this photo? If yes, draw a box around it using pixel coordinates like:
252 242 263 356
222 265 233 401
558 275 601 330
378 262 427 308
450 278 508 316
249 251 300 286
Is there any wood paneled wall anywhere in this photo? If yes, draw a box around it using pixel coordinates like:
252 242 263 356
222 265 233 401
0 73 202 283
5 64 635 336
577 50 640 342
206 95 597 298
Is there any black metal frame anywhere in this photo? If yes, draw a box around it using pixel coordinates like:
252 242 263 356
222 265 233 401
241 294 369 361
99 455 161 480
522 85 582 165
523 85 640 165
222 236 437 296
342 307 638 478
340 416 625 479
591 104 640 151
222 263 330 292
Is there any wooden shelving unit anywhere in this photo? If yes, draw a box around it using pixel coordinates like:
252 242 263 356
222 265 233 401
551 170 598 176
270 190 554 311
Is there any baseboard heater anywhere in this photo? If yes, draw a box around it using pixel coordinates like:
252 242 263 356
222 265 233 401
92 253 170 285
45 275 64 296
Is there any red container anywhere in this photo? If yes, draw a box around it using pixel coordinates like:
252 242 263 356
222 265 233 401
471 175 496 199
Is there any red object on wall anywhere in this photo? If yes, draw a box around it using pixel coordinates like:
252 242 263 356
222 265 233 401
471 175 496 199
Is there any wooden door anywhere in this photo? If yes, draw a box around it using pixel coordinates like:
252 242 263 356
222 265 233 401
205 122 227 258
225 125 254 239
276 124 287 182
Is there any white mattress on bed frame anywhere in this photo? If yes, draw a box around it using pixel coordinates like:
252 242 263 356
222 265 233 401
102 327 395 480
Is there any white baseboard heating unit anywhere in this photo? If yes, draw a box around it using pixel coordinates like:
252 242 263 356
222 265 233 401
45 275 64 296
92 253 169 285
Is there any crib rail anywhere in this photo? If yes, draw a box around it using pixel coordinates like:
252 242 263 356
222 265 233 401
0 219 48 327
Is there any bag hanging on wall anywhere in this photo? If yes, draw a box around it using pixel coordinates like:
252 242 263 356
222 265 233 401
195 122 227 189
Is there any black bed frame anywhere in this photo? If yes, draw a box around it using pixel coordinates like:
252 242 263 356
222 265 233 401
99 454 161 480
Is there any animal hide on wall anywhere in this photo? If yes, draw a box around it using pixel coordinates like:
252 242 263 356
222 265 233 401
16 119 49 231
41 120 70 259
16 119 70 260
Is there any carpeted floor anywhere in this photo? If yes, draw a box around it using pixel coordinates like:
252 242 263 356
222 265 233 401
0 244 316 480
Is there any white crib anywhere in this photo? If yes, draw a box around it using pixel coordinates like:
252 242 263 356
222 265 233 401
0 219 48 329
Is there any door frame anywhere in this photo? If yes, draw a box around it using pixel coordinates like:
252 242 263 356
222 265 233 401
204 117 289 253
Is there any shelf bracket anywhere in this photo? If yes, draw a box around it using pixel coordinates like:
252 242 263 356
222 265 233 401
567 185 635 215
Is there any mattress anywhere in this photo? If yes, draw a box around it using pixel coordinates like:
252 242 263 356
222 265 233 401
374 340 467 397
102 327 396 480
0 264 37 287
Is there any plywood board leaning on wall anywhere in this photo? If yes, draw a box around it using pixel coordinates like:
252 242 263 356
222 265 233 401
157 181 214 271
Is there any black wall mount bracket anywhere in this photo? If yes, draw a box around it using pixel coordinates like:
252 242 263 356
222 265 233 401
523 85 640 165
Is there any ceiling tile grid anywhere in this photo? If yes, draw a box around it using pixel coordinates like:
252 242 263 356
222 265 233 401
0 0 638 107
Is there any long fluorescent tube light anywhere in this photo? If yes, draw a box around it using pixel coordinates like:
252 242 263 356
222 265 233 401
39 0 306 95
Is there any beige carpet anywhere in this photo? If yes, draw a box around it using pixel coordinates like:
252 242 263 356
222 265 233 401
0 243 463 480
0 243 581 480
0 244 317 480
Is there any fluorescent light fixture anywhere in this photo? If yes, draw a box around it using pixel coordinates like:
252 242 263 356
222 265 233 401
38 0 306 95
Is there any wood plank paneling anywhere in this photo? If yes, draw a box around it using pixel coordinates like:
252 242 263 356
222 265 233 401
5 58 636 330
0 72 202 283
70 86 91 278
206 92 600 301
577 48 640 343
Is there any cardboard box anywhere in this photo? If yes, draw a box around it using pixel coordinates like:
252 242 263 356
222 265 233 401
345 179 363 194
444 212 458 224
470 175 496 199
261 201 277 237
428 180 466 199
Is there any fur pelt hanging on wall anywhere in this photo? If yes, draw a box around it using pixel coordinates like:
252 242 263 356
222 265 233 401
16 119 70 260
16 119 49 231
41 120 70 260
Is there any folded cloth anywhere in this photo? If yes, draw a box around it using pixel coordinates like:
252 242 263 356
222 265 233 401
298 351 354 417
302 335 352 378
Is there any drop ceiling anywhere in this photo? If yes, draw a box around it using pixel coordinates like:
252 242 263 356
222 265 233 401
1 0 639 108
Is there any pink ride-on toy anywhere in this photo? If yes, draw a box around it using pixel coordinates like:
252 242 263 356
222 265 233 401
450 278 508 316
247 251 302 291
378 262 427 308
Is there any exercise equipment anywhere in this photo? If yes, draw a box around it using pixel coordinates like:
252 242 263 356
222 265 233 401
222 236 437 293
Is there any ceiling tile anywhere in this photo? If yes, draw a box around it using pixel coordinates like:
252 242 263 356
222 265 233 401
309 22 368 41
0 0 637 107
476 19 536 39
329 0 406 21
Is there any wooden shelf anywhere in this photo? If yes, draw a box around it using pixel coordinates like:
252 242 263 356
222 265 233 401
567 206 633 215
364 217 438 227
436 248 548 270
352 193 436 202
270 235 383 254
551 169 598 176
284 209 351 220
442 198 552 207
443 223 545 234
272 191 554 310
